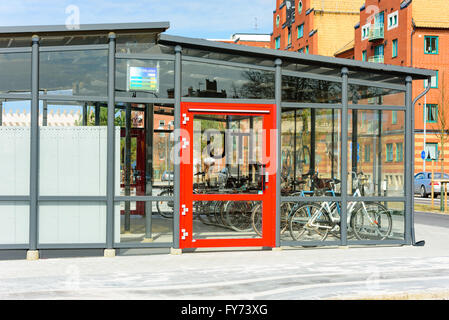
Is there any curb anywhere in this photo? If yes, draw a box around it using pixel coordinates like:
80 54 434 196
331 290 449 300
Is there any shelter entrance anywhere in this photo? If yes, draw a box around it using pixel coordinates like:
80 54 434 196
180 103 276 249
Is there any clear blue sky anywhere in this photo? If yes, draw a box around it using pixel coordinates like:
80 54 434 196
0 0 274 39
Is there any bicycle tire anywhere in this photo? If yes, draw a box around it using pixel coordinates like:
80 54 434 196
225 201 254 232
289 202 331 241
156 189 174 218
350 202 392 240
251 203 263 236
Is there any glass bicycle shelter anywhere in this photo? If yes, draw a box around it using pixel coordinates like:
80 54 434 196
0 22 435 258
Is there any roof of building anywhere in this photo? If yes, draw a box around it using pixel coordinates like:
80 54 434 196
334 39 355 56
412 0 449 29
311 0 365 13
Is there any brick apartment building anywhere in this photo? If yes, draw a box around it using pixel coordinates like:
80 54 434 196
271 0 364 56
335 0 449 174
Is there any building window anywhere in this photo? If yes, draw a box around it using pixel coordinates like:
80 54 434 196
365 145 371 162
305 45 309 54
298 1 303 14
396 143 403 162
361 24 370 40
388 11 398 30
424 71 438 88
275 36 281 49
288 28 291 45
362 50 367 61
297 24 304 39
392 39 398 58
425 143 438 161
425 104 438 123
276 15 280 27
392 111 397 124
424 36 439 54
386 144 394 162
298 48 304 53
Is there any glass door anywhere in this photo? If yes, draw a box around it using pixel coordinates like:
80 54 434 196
180 103 276 248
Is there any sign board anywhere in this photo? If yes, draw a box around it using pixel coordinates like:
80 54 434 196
127 66 159 92
421 150 426 160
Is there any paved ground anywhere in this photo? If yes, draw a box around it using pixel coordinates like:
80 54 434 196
0 213 448 300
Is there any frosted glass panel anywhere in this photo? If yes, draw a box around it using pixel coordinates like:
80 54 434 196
0 202 29 244
39 127 107 196
0 127 30 196
39 202 106 244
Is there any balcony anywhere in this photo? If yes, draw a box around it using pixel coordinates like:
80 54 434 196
368 55 384 64
368 24 384 41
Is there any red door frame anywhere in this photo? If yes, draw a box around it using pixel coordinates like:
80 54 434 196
179 102 277 249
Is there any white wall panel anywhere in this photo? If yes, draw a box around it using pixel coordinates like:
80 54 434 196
0 127 30 196
0 202 29 244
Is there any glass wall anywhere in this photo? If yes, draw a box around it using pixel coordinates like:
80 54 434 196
182 61 275 99
282 76 342 103
348 84 405 106
116 59 175 99
0 53 31 94
40 50 108 96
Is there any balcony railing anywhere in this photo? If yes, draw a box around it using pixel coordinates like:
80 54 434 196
369 24 384 41
368 55 384 63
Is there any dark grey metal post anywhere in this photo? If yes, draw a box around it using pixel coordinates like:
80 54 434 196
351 110 358 193
275 58 282 248
173 45 182 249
95 102 100 126
83 103 88 126
106 32 116 250
42 90 47 126
340 67 349 246
29 35 40 251
405 76 413 244
145 103 154 239
310 109 316 175
0 100 3 126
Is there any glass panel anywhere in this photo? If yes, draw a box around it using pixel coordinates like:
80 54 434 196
0 52 31 94
348 84 405 106
281 201 341 242
182 61 275 99
0 37 31 48
39 101 108 196
281 108 342 196
115 201 173 244
0 202 29 245
193 201 262 240
0 100 31 196
193 114 265 194
115 103 174 196
116 59 174 99
39 202 106 244
348 202 404 241
115 34 170 54
39 35 108 47
348 110 405 197
40 50 108 96
282 76 342 103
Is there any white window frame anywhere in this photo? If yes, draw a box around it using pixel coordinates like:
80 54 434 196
361 23 370 41
387 11 398 31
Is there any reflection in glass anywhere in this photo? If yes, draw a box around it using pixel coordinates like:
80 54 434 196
281 108 341 196
0 53 31 94
282 76 342 103
40 50 108 96
348 110 405 196
182 61 275 99
115 201 173 244
193 114 265 194
192 201 262 240
348 84 405 106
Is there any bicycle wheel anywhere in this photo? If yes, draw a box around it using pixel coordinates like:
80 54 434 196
156 189 174 218
280 202 295 234
251 203 263 236
224 201 254 232
289 203 331 241
350 202 392 240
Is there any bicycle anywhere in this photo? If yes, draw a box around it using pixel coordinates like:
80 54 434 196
289 172 392 242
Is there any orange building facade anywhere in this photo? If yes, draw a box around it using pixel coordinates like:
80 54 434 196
335 0 449 174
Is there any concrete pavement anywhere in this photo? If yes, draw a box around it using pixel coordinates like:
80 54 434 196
0 216 448 300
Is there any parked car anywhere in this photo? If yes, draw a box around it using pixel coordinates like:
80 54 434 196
161 170 174 182
414 172 449 198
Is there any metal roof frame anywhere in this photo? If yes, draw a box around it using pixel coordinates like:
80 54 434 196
159 34 436 80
